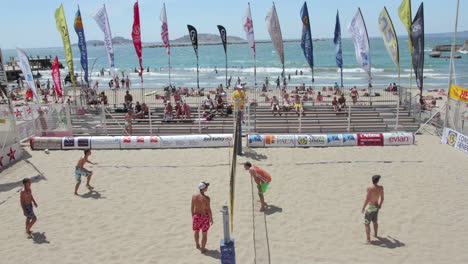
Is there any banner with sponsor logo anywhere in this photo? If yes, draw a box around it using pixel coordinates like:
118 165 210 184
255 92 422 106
300 2 314 81
74 7 89 84
411 3 424 94
55 4 76 84
90 136 121 149
121 136 160 149
378 7 399 68
449 84 468 103
243 3 256 85
333 10 343 69
348 8 371 79
93 5 115 77
357 133 383 146
442 128 468 154
62 137 91 150
383 132 414 146
265 135 295 147
30 137 62 150
16 48 40 102
52 56 63 97
266 3 284 66
160 3 171 86
132 2 143 75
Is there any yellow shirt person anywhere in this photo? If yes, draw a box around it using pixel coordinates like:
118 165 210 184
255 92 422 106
232 88 247 111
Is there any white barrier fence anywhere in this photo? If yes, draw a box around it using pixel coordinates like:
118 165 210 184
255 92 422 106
0 143 23 169
247 133 415 148
30 134 233 150
441 128 468 154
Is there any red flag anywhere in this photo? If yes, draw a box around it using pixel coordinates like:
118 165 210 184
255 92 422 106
132 2 143 76
52 56 63 97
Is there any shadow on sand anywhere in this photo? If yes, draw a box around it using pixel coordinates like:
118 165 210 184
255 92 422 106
264 204 283 215
32 232 50 244
80 189 106 199
242 149 268 161
203 249 221 259
371 236 405 248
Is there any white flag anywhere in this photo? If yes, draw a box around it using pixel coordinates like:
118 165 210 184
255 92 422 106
348 8 371 77
93 5 115 77
265 4 284 65
16 48 39 102
243 4 255 56
160 4 170 56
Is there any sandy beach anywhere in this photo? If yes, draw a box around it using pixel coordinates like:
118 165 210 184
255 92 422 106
0 134 467 264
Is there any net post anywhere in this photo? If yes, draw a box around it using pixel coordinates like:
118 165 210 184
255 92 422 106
220 205 235 263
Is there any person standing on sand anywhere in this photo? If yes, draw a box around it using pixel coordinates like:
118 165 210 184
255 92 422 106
244 162 272 212
20 178 38 238
361 175 384 244
191 182 213 253
74 149 97 195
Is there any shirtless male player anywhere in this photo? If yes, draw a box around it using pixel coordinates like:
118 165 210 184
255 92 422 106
74 149 97 195
20 178 38 238
191 182 213 253
361 175 385 244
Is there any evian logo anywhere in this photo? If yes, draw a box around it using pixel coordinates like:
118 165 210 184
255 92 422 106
389 136 409 142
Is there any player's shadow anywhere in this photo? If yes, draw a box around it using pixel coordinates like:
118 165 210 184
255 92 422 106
80 189 106 199
264 204 282 215
371 236 405 248
32 232 50 244
203 249 220 259
0 174 46 194
243 149 268 161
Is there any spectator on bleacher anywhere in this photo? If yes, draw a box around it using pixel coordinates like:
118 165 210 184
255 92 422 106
338 95 346 111
124 91 133 109
282 96 292 112
25 88 33 102
334 82 340 93
182 101 191 120
99 92 108 105
136 103 149 119
115 77 120 88
175 101 183 119
215 94 225 115
135 101 142 113
164 102 173 121
350 87 359 105
271 96 281 116
332 96 339 112
294 95 305 116
203 94 215 111
316 92 323 103
174 91 181 104
335 87 342 96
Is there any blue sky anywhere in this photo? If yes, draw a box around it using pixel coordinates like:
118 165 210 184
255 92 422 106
0 0 465 49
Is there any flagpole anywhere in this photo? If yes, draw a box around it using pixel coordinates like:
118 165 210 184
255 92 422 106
168 54 171 87
196 56 200 89
444 0 460 128
340 67 343 87
396 67 401 130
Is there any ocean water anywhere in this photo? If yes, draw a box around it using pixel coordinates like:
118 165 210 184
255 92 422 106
3 37 467 90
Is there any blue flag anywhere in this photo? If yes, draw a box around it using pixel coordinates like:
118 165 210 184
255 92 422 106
300 2 314 71
74 7 89 84
333 10 343 68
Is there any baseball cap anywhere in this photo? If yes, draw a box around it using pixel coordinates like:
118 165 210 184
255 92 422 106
198 182 210 190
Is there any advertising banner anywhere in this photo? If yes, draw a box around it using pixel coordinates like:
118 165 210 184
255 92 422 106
200 134 233 148
62 137 91 149
357 133 383 146
342 134 359 146
30 137 62 150
90 136 121 149
442 128 468 154
264 135 295 147
383 133 414 146
449 84 468 103
248 134 264 147
120 136 161 149
295 134 327 147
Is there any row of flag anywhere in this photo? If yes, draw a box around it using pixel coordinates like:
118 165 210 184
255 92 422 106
9 1 425 103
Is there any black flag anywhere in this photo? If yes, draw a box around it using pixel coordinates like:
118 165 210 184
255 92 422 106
217 25 227 54
187 25 198 57
411 3 424 95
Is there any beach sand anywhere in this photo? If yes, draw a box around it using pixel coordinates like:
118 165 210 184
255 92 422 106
0 134 467 264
